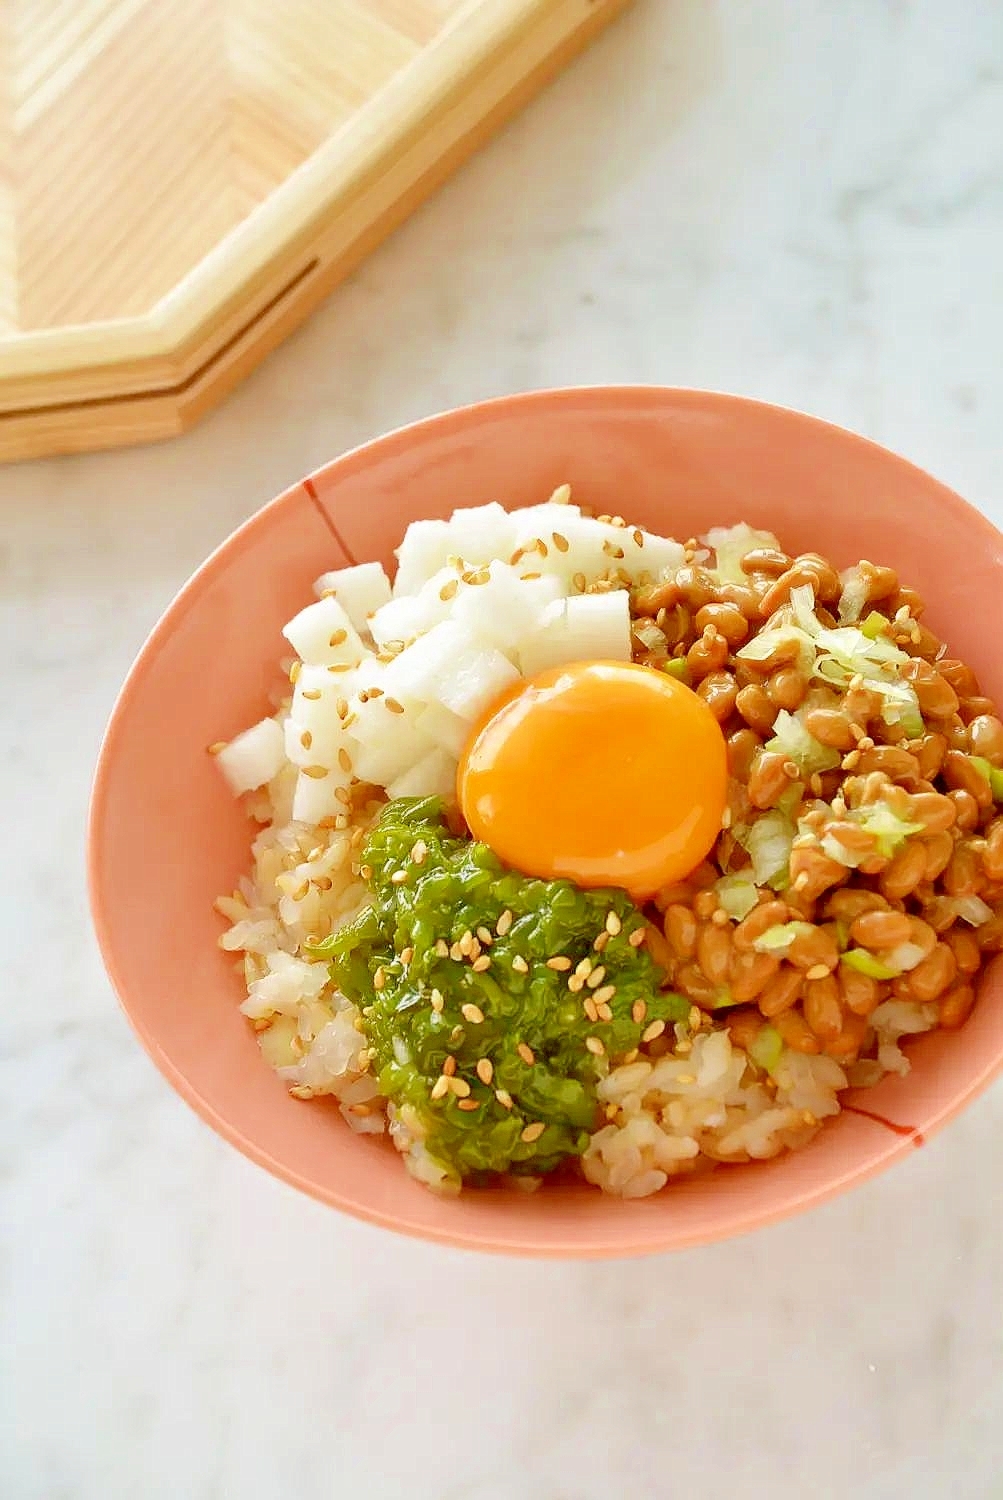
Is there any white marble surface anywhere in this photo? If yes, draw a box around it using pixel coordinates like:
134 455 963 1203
4 2 1003 1496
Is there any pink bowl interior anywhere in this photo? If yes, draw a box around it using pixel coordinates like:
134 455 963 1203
89 388 1003 1256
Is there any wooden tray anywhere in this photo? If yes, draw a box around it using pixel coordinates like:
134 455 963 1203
0 0 630 462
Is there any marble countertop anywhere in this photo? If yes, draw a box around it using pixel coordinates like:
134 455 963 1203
4 2 1003 1496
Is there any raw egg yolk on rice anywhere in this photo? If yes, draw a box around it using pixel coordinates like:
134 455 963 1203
457 661 728 899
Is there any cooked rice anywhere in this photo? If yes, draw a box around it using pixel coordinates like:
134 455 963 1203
218 736 939 1195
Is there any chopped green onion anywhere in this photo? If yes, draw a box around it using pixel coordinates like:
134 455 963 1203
704 523 781 585
841 949 897 980
749 1024 783 1073
737 810 795 888
970 756 1003 801
715 874 760 922
766 709 840 776
706 988 741 1010
860 610 889 639
662 657 690 683
752 921 815 956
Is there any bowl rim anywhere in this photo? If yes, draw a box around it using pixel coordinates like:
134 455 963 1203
87 385 1003 1256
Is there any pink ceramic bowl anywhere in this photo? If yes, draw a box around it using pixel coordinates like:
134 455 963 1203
89 389 1003 1256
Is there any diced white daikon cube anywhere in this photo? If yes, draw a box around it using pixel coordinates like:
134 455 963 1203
348 691 429 785
387 748 458 801
444 503 517 565
434 647 520 722
290 664 358 761
510 506 686 590
514 510 613 588
284 716 311 768
216 718 285 794
563 590 632 659
451 562 564 656
283 702 348 769
517 590 631 676
415 702 471 760
627 530 686 581
291 761 353 824
516 599 571 677
509 501 583 549
393 519 454 596
312 562 392 633
369 567 463 647
381 621 468 702
282 596 365 667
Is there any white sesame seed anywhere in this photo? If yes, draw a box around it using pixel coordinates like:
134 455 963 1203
628 929 646 948
496 910 513 937
430 989 445 1013
442 1055 457 1077
605 911 622 936
495 1088 514 1109
511 955 529 974
593 984 616 1005
471 955 491 973
521 1121 545 1143
476 1058 494 1085
461 1003 485 1023
430 1076 450 1101
642 1019 666 1043
450 1077 471 1098
517 1043 535 1066
631 999 647 1025
586 965 606 989
585 1036 605 1056
546 956 572 971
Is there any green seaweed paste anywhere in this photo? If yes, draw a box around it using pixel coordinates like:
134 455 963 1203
309 797 688 1185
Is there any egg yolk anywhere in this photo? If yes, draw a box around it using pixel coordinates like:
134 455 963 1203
457 661 728 900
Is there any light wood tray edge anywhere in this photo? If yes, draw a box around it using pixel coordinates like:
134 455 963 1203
0 0 631 460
